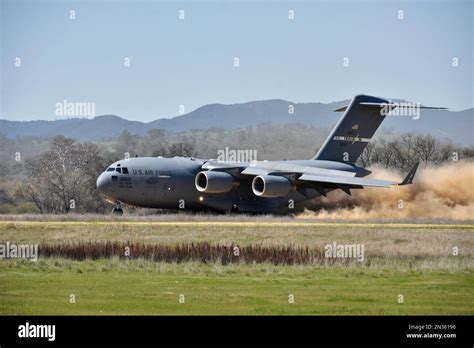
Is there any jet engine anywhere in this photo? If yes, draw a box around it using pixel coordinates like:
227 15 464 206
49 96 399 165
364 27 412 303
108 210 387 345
195 171 235 193
252 175 292 197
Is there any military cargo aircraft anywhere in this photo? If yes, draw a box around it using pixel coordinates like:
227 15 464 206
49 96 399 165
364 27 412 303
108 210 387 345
96 94 442 215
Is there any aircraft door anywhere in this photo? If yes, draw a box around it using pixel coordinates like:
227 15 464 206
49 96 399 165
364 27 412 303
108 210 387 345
158 170 176 201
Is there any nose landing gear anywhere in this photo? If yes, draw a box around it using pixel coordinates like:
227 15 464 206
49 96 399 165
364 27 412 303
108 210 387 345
112 206 123 216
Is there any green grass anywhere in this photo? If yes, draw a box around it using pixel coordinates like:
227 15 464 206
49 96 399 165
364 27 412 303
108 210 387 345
0 259 473 315
0 218 472 315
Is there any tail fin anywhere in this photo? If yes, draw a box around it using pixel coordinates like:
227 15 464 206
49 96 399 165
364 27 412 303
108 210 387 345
314 94 389 163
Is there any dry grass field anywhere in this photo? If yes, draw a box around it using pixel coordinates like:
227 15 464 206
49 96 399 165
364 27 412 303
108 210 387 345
0 215 472 315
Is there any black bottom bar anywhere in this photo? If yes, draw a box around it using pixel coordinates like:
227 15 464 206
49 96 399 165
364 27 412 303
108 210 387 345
0 316 471 346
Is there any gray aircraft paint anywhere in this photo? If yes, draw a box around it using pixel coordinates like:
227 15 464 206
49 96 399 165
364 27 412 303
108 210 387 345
97 95 429 214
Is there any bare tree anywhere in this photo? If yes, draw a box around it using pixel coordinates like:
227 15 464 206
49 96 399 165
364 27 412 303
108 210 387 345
167 142 195 157
23 136 107 213
357 133 466 171
414 134 438 163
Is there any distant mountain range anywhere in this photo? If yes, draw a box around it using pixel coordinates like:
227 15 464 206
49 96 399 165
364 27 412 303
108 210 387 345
1 99 473 145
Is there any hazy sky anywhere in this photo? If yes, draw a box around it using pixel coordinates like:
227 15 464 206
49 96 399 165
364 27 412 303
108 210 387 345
1 0 472 122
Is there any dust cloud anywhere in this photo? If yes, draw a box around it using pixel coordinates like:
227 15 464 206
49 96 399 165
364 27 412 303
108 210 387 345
298 161 474 221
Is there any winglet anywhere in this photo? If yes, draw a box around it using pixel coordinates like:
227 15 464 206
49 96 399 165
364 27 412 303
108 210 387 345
399 162 420 186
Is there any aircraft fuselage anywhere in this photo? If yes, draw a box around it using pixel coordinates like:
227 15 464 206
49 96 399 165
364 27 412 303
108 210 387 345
96 156 368 213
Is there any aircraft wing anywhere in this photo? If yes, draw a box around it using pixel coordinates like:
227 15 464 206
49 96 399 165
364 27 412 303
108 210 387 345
298 174 396 188
201 160 248 171
203 160 355 177
242 161 356 177
203 160 419 188
243 164 398 188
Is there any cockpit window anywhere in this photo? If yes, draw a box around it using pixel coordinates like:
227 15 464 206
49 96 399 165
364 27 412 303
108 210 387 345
106 167 115 172
122 167 129 174
116 168 122 173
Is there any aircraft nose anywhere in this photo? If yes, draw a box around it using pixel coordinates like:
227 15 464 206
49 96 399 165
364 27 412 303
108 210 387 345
96 172 110 192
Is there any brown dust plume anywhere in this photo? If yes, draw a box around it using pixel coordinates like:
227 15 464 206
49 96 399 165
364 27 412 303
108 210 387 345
298 161 474 221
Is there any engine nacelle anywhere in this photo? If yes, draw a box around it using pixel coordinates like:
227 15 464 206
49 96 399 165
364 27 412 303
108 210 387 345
195 171 235 193
252 175 292 197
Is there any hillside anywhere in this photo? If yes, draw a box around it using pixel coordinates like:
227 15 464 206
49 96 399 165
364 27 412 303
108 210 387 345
1 99 472 145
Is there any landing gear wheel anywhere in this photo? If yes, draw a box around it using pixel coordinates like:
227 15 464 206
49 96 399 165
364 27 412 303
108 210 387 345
112 207 123 216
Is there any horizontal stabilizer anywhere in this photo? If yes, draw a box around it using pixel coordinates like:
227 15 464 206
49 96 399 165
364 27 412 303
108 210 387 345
359 102 447 110
334 106 348 112
335 102 446 112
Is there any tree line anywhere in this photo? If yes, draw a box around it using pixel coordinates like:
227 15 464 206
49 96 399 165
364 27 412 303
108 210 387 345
0 126 472 214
